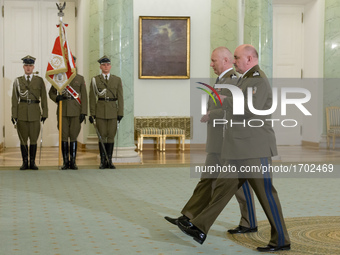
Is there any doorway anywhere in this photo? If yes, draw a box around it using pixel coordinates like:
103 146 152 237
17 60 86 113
272 4 304 145
3 0 75 147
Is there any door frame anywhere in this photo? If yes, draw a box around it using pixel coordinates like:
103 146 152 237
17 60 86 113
2 0 76 147
274 0 324 146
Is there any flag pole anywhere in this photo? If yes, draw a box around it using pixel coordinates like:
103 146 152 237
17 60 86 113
58 98 62 167
47 2 75 168
57 3 64 168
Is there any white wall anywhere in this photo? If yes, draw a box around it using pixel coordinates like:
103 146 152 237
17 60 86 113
133 0 211 117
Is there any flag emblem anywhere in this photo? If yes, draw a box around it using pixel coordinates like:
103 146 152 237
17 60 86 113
46 22 76 92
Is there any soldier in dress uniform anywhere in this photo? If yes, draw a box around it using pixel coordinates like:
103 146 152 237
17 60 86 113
89 55 124 169
177 45 291 252
165 47 257 235
11 55 48 170
49 56 88 170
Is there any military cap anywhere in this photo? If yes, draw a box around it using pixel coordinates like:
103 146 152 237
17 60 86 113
97 55 111 64
22 55 36 65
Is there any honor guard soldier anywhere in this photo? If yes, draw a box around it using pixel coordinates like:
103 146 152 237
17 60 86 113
49 56 88 170
89 55 124 169
11 55 48 170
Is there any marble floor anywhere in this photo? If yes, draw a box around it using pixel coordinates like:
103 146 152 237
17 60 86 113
0 145 340 169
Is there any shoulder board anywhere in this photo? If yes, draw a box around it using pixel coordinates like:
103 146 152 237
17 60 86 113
253 71 260 77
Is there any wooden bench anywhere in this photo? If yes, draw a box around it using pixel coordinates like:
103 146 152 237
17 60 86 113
162 128 186 151
137 127 162 151
135 116 191 151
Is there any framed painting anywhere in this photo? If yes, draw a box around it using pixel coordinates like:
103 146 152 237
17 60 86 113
139 16 190 79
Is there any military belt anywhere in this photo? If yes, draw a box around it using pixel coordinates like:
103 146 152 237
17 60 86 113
62 95 75 100
20 99 40 104
98 97 117 102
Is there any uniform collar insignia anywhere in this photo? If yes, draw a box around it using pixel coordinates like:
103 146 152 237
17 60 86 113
253 71 260 76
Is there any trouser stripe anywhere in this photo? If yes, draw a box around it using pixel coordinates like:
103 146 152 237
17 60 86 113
242 181 256 228
261 157 285 246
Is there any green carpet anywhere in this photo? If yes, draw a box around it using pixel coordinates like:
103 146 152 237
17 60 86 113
0 168 339 254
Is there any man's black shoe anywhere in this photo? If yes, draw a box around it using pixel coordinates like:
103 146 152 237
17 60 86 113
228 225 258 234
164 215 189 226
20 161 29 170
177 221 206 245
30 162 38 170
177 215 192 227
257 244 291 252
164 216 178 225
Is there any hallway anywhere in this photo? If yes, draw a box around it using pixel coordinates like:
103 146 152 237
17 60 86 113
1 145 340 169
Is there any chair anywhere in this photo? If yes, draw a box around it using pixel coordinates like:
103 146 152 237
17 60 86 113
326 106 340 149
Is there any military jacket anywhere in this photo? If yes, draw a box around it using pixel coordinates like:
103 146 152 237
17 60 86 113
205 70 238 153
222 65 278 160
49 74 88 117
11 75 48 121
89 74 124 119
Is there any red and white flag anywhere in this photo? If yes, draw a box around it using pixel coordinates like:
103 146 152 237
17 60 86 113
46 22 76 93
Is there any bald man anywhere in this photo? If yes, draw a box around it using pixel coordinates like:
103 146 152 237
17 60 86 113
177 45 291 252
165 46 257 236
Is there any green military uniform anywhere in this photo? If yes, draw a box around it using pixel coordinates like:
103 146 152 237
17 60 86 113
49 73 88 170
190 65 290 248
181 69 257 230
89 56 124 169
11 56 48 170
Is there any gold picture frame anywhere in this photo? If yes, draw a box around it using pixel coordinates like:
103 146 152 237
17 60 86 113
139 16 190 79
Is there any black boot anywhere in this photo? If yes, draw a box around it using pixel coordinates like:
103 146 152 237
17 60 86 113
29 144 38 170
61 141 69 170
20 145 29 170
106 143 116 169
69 141 78 170
99 143 106 169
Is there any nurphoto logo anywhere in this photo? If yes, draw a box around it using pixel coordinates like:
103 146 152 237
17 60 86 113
196 82 222 106
198 83 312 128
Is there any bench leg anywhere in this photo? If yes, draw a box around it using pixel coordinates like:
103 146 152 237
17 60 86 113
182 135 185 151
160 136 163 151
162 136 166 151
140 136 144 151
157 136 162 151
